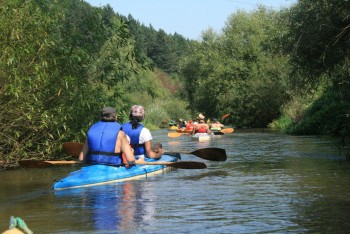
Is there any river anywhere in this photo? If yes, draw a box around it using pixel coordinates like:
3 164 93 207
1 129 350 233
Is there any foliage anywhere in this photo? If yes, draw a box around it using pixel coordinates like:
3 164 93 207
276 0 350 141
268 115 293 131
122 14 192 74
286 0 350 89
180 8 291 127
120 68 191 129
0 0 138 163
287 87 350 136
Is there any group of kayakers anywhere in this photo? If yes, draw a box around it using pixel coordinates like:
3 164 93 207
79 105 163 167
174 113 225 135
78 106 227 167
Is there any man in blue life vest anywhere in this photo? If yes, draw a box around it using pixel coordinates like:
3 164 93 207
79 107 137 166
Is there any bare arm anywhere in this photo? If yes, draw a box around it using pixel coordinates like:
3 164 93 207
206 124 212 134
144 141 164 159
79 139 89 162
191 124 198 135
117 131 137 164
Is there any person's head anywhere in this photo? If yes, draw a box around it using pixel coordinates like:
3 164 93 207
101 107 117 122
129 105 145 128
212 118 218 123
197 113 205 123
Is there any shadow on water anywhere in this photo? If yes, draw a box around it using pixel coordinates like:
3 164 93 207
180 170 229 181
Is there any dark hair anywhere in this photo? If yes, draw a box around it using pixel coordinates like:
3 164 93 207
101 107 117 122
130 115 143 129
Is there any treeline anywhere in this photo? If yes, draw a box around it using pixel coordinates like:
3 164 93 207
179 1 349 143
0 0 192 163
122 14 192 75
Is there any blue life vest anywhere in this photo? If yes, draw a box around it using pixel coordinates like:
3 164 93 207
87 121 122 166
121 122 145 156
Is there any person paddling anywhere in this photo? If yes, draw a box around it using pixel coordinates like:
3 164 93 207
210 118 224 131
79 107 138 166
191 113 212 135
122 105 164 160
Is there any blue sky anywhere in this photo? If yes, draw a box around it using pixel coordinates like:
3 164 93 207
85 0 297 40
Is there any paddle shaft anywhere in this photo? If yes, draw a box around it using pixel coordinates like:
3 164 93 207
63 142 227 162
135 161 206 169
18 159 204 169
18 160 80 168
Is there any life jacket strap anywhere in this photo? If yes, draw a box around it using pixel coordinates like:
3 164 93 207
89 151 121 156
130 143 145 147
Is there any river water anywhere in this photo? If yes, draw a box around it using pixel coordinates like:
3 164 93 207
1 129 350 233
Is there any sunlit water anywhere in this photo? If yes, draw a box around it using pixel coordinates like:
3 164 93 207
1 129 350 233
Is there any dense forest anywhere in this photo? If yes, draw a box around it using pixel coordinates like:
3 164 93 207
0 0 349 164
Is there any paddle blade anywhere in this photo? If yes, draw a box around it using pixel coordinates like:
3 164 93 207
221 128 234 134
167 161 207 169
191 148 227 161
167 132 183 138
222 113 230 120
63 142 84 158
18 160 53 168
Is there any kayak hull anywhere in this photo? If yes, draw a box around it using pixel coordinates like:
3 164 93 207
176 129 192 134
53 154 179 190
167 126 178 131
191 133 212 142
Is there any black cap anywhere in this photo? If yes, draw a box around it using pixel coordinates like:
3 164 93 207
101 107 116 118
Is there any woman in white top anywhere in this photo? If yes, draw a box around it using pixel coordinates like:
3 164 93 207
121 105 164 159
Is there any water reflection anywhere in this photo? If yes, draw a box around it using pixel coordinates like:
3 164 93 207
54 181 151 232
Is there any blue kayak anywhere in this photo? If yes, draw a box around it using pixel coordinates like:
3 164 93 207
53 154 179 190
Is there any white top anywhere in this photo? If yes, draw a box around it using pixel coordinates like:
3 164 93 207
136 127 153 158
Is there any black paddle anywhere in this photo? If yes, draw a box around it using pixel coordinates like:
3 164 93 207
62 142 207 169
18 159 206 169
63 142 227 162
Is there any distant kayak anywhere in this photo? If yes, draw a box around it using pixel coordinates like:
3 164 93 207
191 133 213 142
53 154 180 190
176 129 192 134
167 126 178 131
212 128 235 135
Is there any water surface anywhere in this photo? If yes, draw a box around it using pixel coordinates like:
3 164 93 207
1 129 349 233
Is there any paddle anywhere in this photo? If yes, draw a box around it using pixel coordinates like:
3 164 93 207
63 142 83 158
18 160 80 168
221 113 230 120
135 161 206 169
63 142 84 157
18 159 205 169
167 132 187 138
220 128 234 134
166 148 227 161
63 142 227 162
